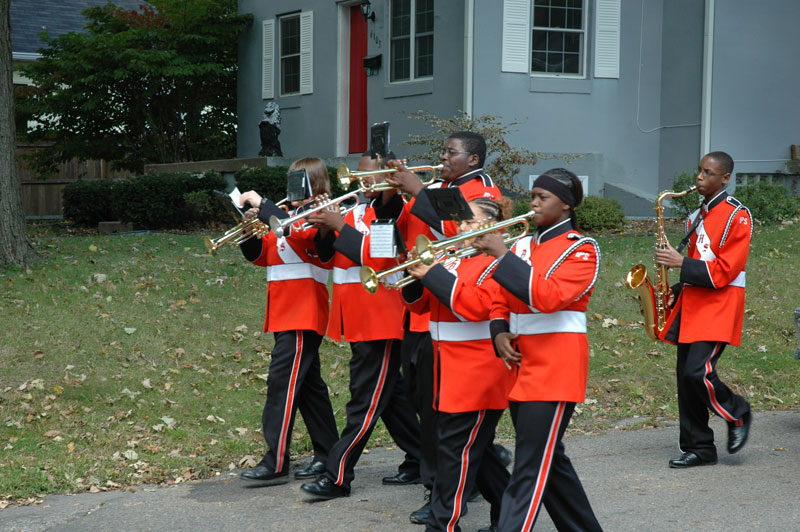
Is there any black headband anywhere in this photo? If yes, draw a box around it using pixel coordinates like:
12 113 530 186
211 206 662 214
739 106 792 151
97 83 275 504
533 174 576 208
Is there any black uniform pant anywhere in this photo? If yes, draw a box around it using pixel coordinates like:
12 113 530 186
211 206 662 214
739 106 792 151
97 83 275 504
498 401 601 532
259 330 338 474
323 338 419 490
676 341 751 461
401 329 437 490
425 409 509 532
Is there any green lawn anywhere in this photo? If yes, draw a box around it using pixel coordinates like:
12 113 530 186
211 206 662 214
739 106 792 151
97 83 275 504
1 221 799 502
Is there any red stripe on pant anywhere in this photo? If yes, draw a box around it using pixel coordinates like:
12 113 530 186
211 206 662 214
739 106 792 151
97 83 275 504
446 410 485 532
334 340 392 485
521 401 566 532
702 342 736 423
276 332 303 472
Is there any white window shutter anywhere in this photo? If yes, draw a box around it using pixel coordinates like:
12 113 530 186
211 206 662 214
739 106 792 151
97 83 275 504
262 19 274 99
594 0 620 78
501 0 530 73
300 11 314 95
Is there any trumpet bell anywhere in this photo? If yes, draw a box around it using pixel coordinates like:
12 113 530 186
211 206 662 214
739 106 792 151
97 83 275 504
360 266 380 295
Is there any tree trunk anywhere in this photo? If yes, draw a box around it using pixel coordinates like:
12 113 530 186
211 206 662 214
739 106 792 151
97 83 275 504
0 0 37 266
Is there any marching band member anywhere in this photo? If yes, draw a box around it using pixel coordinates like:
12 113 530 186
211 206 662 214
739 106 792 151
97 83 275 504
385 132 504 524
299 154 422 499
236 158 338 483
474 168 603 532
402 198 515 532
655 151 753 468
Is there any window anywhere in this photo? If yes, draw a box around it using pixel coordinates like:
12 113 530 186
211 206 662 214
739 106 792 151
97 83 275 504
390 0 434 83
279 14 301 95
263 11 313 99
531 0 586 76
501 0 619 79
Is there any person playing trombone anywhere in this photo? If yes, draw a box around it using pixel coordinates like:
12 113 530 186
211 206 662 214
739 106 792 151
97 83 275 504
473 169 603 532
235 157 339 483
401 198 516 532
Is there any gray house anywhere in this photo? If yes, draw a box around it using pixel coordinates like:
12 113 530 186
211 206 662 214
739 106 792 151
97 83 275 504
237 0 800 215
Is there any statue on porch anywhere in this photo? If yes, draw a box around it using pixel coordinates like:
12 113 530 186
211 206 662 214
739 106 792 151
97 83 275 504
258 102 283 157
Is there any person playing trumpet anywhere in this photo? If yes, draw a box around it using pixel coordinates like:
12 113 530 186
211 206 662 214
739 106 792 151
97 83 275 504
298 153 423 500
401 198 516 532
236 157 339 483
472 169 603 532
385 132 505 524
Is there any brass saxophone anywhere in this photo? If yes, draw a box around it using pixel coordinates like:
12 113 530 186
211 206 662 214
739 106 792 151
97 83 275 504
625 186 697 340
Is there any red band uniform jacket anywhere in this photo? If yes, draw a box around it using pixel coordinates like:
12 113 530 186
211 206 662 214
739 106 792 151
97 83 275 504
402 254 515 413
399 168 502 333
241 200 330 335
659 190 752 346
489 220 601 403
316 195 407 342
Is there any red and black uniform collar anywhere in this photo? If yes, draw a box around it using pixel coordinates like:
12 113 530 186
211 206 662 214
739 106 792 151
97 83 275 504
702 190 729 213
535 218 573 244
445 167 486 188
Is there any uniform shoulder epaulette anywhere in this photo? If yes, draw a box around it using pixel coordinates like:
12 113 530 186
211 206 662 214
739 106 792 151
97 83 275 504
545 237 601 300
720 197 753 247
476 259 500 285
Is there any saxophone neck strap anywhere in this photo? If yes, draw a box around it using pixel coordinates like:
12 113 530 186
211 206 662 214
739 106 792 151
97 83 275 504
676 210 705 254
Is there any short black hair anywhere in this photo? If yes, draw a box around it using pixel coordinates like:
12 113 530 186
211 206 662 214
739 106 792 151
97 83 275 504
448 131 486 167
705 151 734 174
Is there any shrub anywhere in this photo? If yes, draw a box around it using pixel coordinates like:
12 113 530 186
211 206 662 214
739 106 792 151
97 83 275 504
576 196 625 233
735 181 800 225
62 179 116 226
670 170 701 219
62 172 226 228
234 165 347 204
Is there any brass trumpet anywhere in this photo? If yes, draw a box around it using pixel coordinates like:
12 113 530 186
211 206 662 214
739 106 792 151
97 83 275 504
204 217 270 255
359 210 535 293
269 193 360 238
336 163 443 191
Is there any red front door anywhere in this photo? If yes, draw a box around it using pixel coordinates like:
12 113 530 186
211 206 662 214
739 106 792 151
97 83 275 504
348 6 368 154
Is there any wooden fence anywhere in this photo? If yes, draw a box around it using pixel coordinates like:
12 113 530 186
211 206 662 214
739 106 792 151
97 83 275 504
17 143 133 219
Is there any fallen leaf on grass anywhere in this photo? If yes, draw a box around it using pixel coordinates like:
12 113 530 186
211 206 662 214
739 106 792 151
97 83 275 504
142 379 153 389
239 455 258 468
124 328 136 335
123 450 139 460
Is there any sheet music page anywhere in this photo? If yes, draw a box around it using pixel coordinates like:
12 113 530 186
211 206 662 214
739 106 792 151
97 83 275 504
370 223 396 258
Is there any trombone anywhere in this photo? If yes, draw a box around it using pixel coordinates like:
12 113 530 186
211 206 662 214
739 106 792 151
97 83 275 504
336 163 443 191
359 210 536 293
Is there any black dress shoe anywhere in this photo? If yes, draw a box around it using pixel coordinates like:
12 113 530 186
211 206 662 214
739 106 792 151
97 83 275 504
495 443 513 468
409 490 431 524
295 460 326 479
668 451 717 469
300 476 349 500
382 471 422 485
240 465 288 481
727 411 752 454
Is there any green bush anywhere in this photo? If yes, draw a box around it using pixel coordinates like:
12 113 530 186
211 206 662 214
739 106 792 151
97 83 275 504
576 196 625 233
234 165 347 205
735 181 800 225
62 172 226 228
670 170 701 219
62 179 116 226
